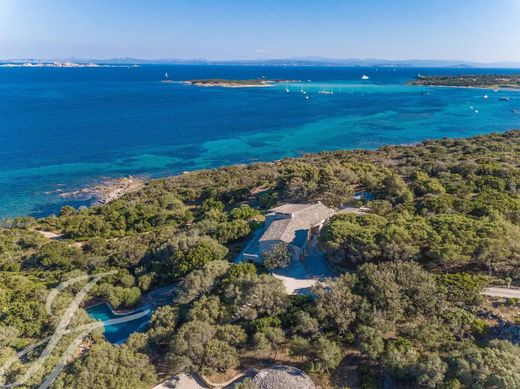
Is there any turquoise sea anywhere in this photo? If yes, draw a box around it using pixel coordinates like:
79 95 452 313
1 65 519 217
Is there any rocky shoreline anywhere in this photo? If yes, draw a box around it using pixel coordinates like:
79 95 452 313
57 176 146 205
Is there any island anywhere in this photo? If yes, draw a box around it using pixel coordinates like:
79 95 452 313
182 78 296 87
0 62 138 68
409 73 520 89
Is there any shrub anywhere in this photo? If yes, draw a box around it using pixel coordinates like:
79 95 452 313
262 242 291 269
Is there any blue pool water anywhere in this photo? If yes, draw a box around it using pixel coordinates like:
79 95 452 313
86 302 153 344
1 65 519 217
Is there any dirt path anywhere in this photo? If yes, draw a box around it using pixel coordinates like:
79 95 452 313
482 287 520 299
34 229 64 240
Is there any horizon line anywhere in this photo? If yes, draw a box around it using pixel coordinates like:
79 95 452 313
2 56 520 65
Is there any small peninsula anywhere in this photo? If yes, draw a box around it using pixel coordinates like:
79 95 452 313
57 176 146 204
409 73 520 89
182 78 294 87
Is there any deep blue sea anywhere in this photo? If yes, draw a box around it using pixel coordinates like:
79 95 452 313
1 65 519 218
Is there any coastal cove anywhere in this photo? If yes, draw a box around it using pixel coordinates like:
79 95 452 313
1 65 519 218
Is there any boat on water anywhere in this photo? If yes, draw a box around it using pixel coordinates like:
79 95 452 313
161 72 173 83
305 95 310 100
483 94 488 99
361 75 369 80
285 87 290 93
499 97 510 102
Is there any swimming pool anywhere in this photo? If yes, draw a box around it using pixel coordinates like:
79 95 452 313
86 302 154 344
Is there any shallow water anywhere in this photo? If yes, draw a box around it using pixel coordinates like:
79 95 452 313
1 65 519 217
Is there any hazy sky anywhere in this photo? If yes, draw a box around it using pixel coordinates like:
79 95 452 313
1 0 519 62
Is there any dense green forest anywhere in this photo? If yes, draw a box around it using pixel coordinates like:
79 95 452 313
1 131 520 388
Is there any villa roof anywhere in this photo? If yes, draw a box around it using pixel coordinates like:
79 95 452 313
259 218 294 243
260 203 334 247
270 202 334 219
270 203 319 215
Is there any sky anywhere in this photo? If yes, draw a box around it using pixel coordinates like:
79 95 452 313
1 0 520 62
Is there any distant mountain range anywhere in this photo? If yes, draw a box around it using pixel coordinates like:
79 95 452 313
2 57 520 68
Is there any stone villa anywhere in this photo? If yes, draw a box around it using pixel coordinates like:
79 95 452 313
241 202 335 263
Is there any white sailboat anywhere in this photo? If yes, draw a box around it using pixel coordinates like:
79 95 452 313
161 72 172 83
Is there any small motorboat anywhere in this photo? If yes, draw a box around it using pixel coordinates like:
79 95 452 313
361 75 369 80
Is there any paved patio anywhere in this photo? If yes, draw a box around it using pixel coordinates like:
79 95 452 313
271 237 335 295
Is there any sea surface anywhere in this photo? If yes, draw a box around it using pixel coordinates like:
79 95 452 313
1 65 519 218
